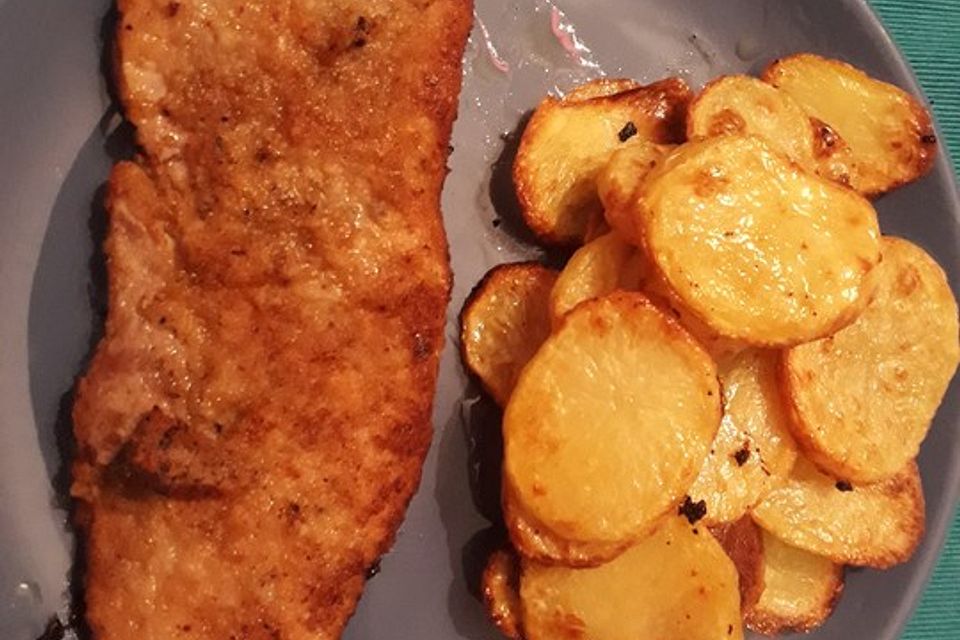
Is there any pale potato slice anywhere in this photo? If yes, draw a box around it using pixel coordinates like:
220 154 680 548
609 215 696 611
686 74 856 186
520 516 743 640
503 483 631 567
482 549 523 640
514 78 691 245
762 53 937 196
709 516 765 611
503 292 720 552
460 262 558 406
549 232 648 326
745 532 844 636
639 134 881 346
564 77 642 102
597 138 675 245
752 457 925 568
689 349 798 525
783 237 960 483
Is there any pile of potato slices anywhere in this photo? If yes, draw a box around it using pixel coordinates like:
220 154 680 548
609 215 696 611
460 53 959 639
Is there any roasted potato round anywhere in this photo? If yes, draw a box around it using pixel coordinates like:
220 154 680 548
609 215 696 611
688 349 798 524
520 516 743 640
752 457 925 569
686 74 856 186
639 135 881 346
460 262 558 406
783 237 960 483
762 53 937 196
514 78 691 245
549 232 648 326
503 292 721 551
745 532 844 636
482 549 523 640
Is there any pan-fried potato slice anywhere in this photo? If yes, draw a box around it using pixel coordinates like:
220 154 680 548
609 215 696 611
709 516 765 611
639 134 881 346
686 74 856 186
503 292 720 552
503 483 630 567
514 78 691 245
783 237 960 483
520 516 743 640
460 262 558 406
745 532 844 636
762 53 937 196
689 350 797 524
564 77 642 102
752 457 925 568
596 138 674 245
549 232 648 326
482 549 523 640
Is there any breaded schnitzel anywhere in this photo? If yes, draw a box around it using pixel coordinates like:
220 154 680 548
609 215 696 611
70 1 471 638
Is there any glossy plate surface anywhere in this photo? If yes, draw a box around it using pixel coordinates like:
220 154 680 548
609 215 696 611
1 0 957 638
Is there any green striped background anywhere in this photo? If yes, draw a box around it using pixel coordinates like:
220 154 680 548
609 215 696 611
869 1 960 637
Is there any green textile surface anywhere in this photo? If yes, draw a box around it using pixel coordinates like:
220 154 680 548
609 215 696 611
870 1 960 637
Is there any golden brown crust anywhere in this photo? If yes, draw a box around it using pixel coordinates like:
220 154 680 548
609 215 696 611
482 549 525 639
563 77 642 102
709 517 765 611
74 2 472 639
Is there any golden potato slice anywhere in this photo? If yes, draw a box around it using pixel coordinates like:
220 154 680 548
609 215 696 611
596 138 674 246
745 532 844 636
686 74 856 186
503 483 630 567
503 292 720 552
689 349 798 525
460 262 558 406
709 516 765 611
564 77 642 102
549 232 648 326
639 134 881 346
520 516 744 640
762 53 937 196
482 549 523 640
514 78 691 245
752 457 925 568
783 237 960 483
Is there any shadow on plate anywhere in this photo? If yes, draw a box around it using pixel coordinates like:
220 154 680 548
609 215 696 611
25 9 131 639
434 376 508 640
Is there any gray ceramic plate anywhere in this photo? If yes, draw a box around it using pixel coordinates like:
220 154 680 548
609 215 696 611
2 0 958 638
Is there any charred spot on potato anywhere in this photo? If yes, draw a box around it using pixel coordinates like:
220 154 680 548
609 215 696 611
678 495 708 524
835 480 853 492
733 445 750 467
365 559 382 580
921 133 937 145
166 1 181 17
618 121 638 142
